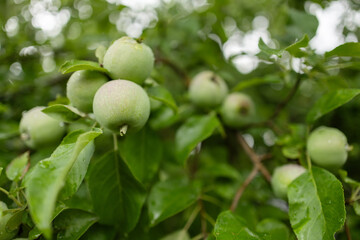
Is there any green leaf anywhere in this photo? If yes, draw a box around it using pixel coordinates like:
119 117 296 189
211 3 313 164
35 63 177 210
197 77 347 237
256 219 290 240
258 38 283 57
175 113 221 165
28 203 69 240
59 60 109 74
119 127 163 183
48 96 70 106
338 169 360 188
306 89 360 123
288 9 318 39
79 224 116 240
6 151 29 182
213 210 261 240
160 229 191 240
325 62 360 70
54 209 98 240
325 42 360 58
42 104 85 123
285 34 309 57
0 167 2 177
353 202 360 216
148 179 200 226
232 75 281 92
24 129 102 238
63 183 94 213
288 167 346 240
59 140 95 200
282 146 301 159
95 45 107 64
147 85 178 113
5 209 25 232
87 151 146 232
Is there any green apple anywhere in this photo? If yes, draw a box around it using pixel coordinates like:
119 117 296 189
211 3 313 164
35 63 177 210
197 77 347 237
66 70 108 113
103 37 154 85
271 164 306 199
19 107 65 149
0 202 18 240
220 92 255 128
307 126 348 170
188 71 228 109
93 80 150 135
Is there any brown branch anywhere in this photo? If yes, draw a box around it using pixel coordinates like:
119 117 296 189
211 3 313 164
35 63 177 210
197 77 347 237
269 73 302 120
199 200 208 239
345 219 352 240
230 167 258 212
155 57 190 86
236 133 271 182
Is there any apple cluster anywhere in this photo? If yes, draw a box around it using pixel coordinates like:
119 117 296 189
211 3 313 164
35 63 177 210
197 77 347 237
188 70 256 128
187 71 350 200
20 37 154 149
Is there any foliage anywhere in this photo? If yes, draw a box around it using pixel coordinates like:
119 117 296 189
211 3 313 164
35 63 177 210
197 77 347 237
1 0 360 239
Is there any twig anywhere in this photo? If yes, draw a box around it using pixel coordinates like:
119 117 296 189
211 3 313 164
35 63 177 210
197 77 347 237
236 133 271 182
269 73 302 120
184 205 201 231
0 187 23 207
238 74 302 134
230 167 258 212
199 200 208 239
345 219 352 240
155 57 190 86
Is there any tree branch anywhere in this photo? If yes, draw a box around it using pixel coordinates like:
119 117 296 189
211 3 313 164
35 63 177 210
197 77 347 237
269 73 302 120
198 199 208 239
230 167 258 212
345 219 352 240
155 56 190 86
236 133 271 182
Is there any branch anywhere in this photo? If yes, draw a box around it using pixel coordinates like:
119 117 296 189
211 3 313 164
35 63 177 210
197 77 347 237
198 200 208 239
155 57 190 86
238 74 302 134
269 73 302 120
230 167 258 212
236 133 271 182
345 219 352 240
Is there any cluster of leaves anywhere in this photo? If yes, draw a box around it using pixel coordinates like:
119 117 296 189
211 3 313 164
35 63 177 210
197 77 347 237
1 0 360 240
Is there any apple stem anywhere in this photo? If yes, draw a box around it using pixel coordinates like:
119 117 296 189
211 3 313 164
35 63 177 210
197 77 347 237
21 133 30 141
119 125 128 136
346 144 353 152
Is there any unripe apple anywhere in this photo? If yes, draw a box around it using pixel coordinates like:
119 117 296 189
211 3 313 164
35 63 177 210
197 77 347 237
19 107 65 149
307 126 348 170
0 202 18 240
103 37 154 85
220 93 255 128
93 80 150 135
66 70 108 113
271 164 306 199
188 71 228 109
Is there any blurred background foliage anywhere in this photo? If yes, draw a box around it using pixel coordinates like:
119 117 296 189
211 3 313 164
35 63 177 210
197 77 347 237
1 0 360 239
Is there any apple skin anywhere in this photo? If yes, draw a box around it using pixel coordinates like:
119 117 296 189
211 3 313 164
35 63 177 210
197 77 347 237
93 80 150 133
307 126 348 170
19 107 65 149
0 202 18 240
271 164 306 199
103 37 154 85
66 70 108 113
188 71 228 109
220 92 255 128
